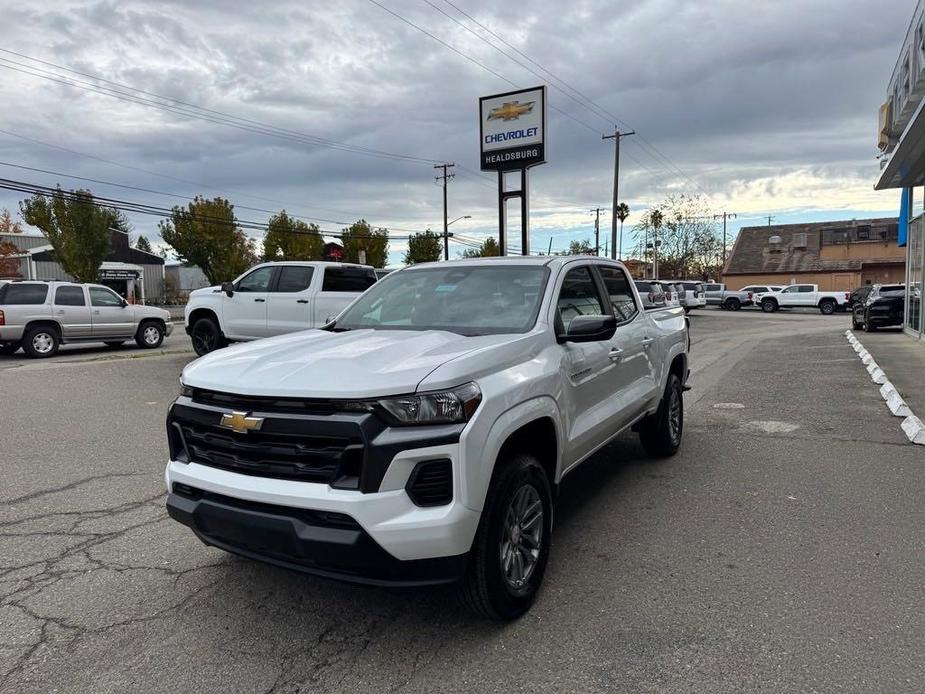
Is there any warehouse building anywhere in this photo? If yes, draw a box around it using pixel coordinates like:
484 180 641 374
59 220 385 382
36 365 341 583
0 228 165 303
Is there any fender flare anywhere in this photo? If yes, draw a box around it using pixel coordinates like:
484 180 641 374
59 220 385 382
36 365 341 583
462 395 563 513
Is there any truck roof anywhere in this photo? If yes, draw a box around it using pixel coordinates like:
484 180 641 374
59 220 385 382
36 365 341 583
401 256 630 271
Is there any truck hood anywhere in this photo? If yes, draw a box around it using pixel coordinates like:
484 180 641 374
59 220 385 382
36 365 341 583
181 329 515 399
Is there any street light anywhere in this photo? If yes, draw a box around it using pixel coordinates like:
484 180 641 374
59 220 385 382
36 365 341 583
443 215 471 260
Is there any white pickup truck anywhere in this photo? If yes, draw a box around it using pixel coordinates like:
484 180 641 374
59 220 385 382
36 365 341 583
754 283 850 315
166 256 689 619
184 261 377 355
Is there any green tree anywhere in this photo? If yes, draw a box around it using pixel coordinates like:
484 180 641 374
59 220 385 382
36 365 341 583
460 236 500 258
135 235 153 253
615 202 630 256
158 196 256 285
262 211 324 261
404 229 442 264
340 220 389 267
564 239 594 255
20 188 115 283
0 208 23 234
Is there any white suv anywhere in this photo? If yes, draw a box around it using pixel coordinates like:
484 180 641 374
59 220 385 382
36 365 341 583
184 261 377 355
166 257 689 619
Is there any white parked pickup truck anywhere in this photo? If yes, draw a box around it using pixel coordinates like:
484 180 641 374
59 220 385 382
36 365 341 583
184 261 377 355
754 283 850 315
166 256 689 619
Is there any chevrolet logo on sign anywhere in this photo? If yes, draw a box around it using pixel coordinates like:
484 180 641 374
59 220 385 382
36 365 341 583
219 411 264 434
487 100 535 121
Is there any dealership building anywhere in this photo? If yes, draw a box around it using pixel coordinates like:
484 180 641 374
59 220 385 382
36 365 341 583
876 0 925 340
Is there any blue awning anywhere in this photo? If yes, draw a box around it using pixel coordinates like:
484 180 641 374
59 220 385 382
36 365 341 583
899 187 911 247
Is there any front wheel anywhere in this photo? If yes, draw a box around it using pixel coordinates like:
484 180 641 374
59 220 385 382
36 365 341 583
863 314 876 332
191 317 225 356
460 454 553 621
761 299 776 313
639 373 684 457
136 321 165 349
819 300 836 315
851 315 861 330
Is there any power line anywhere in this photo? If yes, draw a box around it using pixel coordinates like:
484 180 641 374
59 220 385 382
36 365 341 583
0 50 445 166
0 128 432 233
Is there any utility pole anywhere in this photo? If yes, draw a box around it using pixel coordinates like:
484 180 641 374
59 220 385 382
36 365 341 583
434 163 455 260
602 129 635 259
590 207 606 256
713 211 737 267
767 215 774 226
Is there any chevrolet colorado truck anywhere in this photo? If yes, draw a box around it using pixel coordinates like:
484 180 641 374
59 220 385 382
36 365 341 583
165 257 689 619
754 283 850 314
184 261 377 356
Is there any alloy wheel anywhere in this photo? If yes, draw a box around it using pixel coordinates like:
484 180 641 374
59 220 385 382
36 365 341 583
143 326 161 345
32 332 54 354
500 484 544 591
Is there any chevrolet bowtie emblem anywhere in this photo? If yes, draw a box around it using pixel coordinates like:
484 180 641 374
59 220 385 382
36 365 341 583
220 411 264 434
487 100 535 121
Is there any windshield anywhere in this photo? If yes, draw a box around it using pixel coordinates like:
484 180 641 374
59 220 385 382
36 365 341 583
334 264 549 336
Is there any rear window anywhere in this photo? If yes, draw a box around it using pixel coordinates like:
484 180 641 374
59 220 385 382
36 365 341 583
276 266 314 293
0 283 49 305
634 281 652 292
322 267 377 292
704 284 722 291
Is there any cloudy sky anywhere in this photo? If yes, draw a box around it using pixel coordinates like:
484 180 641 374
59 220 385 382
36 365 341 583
0 0 915 263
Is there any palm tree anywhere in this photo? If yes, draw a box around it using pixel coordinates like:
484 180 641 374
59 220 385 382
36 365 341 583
615 203 630 259
650 209 664 278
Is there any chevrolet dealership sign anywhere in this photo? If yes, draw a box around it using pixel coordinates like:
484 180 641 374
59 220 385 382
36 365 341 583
479 86 546 172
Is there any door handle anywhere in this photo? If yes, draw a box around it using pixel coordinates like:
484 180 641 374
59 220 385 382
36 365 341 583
296 299 309 304
93 310 100 315
608 347 624 361
254 298 265 303
641 336 654 348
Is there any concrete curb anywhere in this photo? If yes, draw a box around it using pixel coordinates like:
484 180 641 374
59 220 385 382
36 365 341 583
847 330 924 445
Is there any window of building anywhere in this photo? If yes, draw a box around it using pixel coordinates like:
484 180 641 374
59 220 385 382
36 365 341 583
597 266 638 323
322 267 378 292
856 226 870 240
54 286 86 306
0 283 48 305
275 266 314 293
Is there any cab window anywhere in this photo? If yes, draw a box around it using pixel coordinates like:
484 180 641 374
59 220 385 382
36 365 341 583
597 266 638 323
236 267 275 292
322 267 378 292
556 266 605 331
55 286 86 306
275 266 314 293
89 287 123 307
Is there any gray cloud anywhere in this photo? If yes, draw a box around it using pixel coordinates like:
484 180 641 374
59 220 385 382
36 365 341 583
0 0 913 258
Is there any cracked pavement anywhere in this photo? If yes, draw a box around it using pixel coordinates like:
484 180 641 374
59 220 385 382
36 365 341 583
1 311 923 693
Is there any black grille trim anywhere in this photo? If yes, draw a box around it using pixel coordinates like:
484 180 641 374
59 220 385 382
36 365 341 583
406 459 453 507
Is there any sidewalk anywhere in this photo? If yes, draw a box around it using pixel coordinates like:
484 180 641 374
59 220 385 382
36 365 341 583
858 330 925 417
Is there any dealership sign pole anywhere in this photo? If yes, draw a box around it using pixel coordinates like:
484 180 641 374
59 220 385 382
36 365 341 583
479 86 547 255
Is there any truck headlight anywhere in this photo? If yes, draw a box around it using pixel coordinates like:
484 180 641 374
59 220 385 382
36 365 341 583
179 379 194 398
377 382 481 425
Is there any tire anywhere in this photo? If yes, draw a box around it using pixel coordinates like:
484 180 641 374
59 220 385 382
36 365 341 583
638 373 684 458
136 321 165 349
819 300 836 315
191 317 225 356
761 299 777 313
22 326 60 359
460 454 553 621
851 315 861 330
0 342 20 355
104 341 125 348
725 298 741 311
863 313 876 332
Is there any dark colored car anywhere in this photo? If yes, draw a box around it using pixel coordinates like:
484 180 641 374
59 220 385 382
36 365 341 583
852 284 905 332
848 285 875 309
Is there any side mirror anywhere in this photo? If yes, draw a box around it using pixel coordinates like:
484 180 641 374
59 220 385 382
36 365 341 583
120 299 128 308
557 315 617 343
221 282 235 297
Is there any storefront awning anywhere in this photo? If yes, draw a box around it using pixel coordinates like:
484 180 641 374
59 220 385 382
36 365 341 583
877 99 925 190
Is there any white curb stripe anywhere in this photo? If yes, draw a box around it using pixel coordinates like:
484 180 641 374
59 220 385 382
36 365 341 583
901 415 925 444
846 331 923 444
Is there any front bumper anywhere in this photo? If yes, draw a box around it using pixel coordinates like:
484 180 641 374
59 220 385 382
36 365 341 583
166 484 469 587
165 321 174 337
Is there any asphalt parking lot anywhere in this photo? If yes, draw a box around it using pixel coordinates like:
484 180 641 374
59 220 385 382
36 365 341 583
1 309 922 693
